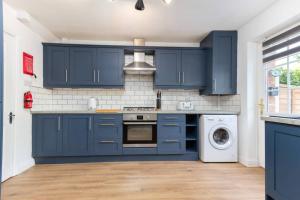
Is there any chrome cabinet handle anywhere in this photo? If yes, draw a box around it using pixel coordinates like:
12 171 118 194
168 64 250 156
65 69 68 83
99 140 115 144
164 139 179 143
97 123 115 126
213 79 216 92
178 72 181 83
182 72 185 84
164 117 178 119
97 70 100 83
93 69 96 83
101 117 115 120
89 117 92 131
58 116 61 131
163 123 179 126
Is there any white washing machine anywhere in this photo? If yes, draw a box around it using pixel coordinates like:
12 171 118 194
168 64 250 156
200 115 238 162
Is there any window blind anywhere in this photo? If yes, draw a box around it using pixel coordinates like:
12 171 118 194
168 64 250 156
263 25 300 63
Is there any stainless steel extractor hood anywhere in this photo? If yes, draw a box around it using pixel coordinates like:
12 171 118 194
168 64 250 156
124 39 156 75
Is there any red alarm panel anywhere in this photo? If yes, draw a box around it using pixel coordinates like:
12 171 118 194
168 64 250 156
23 52 33 75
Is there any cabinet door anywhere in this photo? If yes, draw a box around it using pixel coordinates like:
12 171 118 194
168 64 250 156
157 115 186 154
155 50 181 87
265 122 300 200
44 46 69 87
97 48 124 86
33 115 63 157
63 115 93 156
212 31 237 94
181 50 206 88
93 115 122 155
69 47 97 86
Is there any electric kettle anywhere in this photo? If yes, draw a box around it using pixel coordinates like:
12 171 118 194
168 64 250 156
88 97 97 110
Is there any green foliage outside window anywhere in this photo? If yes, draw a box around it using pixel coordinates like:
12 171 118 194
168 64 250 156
277 55 300 86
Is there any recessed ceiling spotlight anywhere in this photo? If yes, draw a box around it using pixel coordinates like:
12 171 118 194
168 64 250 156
135 0 145 11
162 0 172 4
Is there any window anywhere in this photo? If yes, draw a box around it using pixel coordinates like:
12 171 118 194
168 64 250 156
264 25 300 116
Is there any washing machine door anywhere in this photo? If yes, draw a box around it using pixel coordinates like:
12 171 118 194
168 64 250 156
209 126 233 150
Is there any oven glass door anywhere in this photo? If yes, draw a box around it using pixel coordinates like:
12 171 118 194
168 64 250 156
123 122 157 147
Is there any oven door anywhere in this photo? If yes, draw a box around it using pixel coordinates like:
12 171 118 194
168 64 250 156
123 122 157 148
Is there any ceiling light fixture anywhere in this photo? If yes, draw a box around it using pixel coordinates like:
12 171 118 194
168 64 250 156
162 0 172 4
135 0 145 11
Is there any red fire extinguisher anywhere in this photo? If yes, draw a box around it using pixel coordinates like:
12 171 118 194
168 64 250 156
24 91 33 109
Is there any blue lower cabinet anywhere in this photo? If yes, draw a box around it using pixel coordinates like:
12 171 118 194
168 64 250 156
157 114 186 155
63 115 93 156
94 140 122 155
158 139 185 155
92 115 122 155
32 114 63 157
265 122 300 200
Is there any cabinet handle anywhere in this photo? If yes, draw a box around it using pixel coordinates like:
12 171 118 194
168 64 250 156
164 139 179 143
97 70 100 83
58 116 61 131
101 117 115 120
65 69 68 83
89 117 92 131
97 123 115 126
182 72 185 84
178 72 181 83
99 140 115 144
213 79 216 92
93 69 96 83
165 117 178 119
163 123 179 127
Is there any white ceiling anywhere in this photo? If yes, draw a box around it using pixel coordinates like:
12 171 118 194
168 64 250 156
5 0 277 43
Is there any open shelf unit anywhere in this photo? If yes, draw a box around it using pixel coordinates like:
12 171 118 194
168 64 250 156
185 115 199 153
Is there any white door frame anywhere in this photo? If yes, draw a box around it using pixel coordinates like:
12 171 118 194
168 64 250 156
2 31 17 181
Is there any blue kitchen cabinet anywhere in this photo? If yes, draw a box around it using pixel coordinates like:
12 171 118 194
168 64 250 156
63 115 93 156
155 49 181 87
157 114 186 154
181 50 207 88
93 115 123 155
69 47 97 86
155 49 207 89
97 48 124 87
200 31 237 95
265 122 300 200
32 115 63 157
44 46 69 87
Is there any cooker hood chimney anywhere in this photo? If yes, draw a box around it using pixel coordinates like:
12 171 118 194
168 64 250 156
124 39 156 75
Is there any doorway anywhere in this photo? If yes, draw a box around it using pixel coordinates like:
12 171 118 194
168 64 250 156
2 32 17 181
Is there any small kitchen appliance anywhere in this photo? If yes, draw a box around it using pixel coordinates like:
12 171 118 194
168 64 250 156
177 100 194 111
88 97 97 110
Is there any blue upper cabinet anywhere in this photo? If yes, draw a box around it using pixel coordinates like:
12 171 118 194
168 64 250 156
32 114 63 157
200 31 237 95
155 49 181 87
181 50 206 88
44 46 69 87
43 44 125 88
97 48 124 87
155 49 207 89
265 122 300 200
63 115 93 156
69 47 97 86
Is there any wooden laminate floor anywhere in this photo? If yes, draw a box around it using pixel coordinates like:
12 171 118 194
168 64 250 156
2 161 264 200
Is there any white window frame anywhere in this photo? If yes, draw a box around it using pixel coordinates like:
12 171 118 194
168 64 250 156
265 53 300 118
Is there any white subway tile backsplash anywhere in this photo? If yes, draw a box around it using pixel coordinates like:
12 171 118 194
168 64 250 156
31 75 241 112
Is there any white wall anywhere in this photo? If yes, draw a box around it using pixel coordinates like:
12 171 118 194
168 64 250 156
3 3 58 176
237 0 300 167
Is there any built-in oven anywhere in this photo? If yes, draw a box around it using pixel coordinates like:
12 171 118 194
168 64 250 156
123 113 157 148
